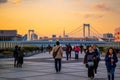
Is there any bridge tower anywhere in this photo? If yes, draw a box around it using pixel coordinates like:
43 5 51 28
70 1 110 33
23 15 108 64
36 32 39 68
83 24 90 38
27 30 34 41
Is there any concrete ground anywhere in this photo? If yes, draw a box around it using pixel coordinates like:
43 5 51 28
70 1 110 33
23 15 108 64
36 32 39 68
0 52 120 80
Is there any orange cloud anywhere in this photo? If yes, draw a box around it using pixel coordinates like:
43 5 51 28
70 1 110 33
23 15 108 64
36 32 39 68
93 3 111 11
11 0 22 4
84 14 104 19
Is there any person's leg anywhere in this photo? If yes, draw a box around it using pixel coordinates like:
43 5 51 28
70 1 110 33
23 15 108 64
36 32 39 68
88 67 91 78
55 59 58 72
77 52 79 59
91 66 94 78
66 52 69 60
17 57 20 67
96 60 99 74
111 67 115 80
14 58 17 67
107 68 111 80
20 57 23 67
75 52 78 59
69 52 71 59
58 59 61 72
94 61 97 74
75 52 76 59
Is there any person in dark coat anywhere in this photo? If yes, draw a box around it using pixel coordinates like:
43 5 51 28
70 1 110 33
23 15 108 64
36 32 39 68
66 44 69 60
66 43 72 60
93 45 101 74
17 47 24 68
68 43 72 59
105 47 118 80
84 46 95 80
13 45 18 67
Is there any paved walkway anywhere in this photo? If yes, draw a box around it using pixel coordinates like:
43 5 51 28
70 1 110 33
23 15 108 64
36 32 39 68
0 52 120 80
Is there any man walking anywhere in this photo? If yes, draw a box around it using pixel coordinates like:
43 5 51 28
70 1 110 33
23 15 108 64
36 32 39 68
52 41 63 73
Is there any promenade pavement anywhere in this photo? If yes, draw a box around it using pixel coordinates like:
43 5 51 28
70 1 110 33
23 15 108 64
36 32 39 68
0 52 120 80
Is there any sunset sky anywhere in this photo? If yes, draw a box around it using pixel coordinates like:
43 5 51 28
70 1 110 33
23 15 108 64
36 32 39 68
0 0 120 37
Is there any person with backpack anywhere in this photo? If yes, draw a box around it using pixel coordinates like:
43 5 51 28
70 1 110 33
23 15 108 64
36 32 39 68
84 46 95 80
52 41 63 73
93 45 101 74
105 47 118 80
74 45 80 59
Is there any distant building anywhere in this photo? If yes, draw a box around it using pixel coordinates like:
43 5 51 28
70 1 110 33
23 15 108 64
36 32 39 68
103 33 114 38
102 33 114 42
52 35 56 40
115 27 120 42
0 30 22 41
65 35 69 38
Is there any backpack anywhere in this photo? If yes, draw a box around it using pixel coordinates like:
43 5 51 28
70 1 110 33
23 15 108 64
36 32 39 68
53 47 60 58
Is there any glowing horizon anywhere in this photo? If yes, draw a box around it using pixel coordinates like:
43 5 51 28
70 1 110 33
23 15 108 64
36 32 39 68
0 0 120 37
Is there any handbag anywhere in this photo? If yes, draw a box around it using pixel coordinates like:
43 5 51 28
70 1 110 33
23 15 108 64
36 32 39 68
53 47 60 58
87 61 94 67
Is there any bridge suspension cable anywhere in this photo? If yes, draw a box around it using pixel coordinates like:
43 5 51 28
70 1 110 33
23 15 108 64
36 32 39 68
68 27 83 36
90 28 101 38
66 26 83 35
91 26 102 37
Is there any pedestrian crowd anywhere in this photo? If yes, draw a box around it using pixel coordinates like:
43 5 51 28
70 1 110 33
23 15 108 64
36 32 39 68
13 41 118 80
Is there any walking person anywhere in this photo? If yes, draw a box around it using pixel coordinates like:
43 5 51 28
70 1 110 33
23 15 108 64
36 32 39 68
93 45 101 74
13 45 18 67
83 44 87 53
47 45 52 54
66 43 72 60
17 47 24 68
84 46 95 80
68 43 72 59
80 44 83 54
52 41 63 73
74 45 80 59
105 47 118 80
66 44 69 60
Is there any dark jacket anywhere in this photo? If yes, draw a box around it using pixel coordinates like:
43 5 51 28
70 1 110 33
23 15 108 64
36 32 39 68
93 49 101 61
13 49 18 58
84 51 95 64
105 54 118 68
66 46 72 53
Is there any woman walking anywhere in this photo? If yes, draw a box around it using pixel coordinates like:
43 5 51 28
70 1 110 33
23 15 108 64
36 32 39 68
84 46 95 80
105 47 118 80
74 45 80 59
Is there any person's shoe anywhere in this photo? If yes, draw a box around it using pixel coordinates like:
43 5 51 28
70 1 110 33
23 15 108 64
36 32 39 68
112 75 114 80
56 70 59 73
108 75 110 80
91 77 94 80
88 77 91 80
14 64 16 67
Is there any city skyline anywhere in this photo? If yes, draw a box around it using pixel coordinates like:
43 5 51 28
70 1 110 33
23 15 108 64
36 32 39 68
0 0 120 37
